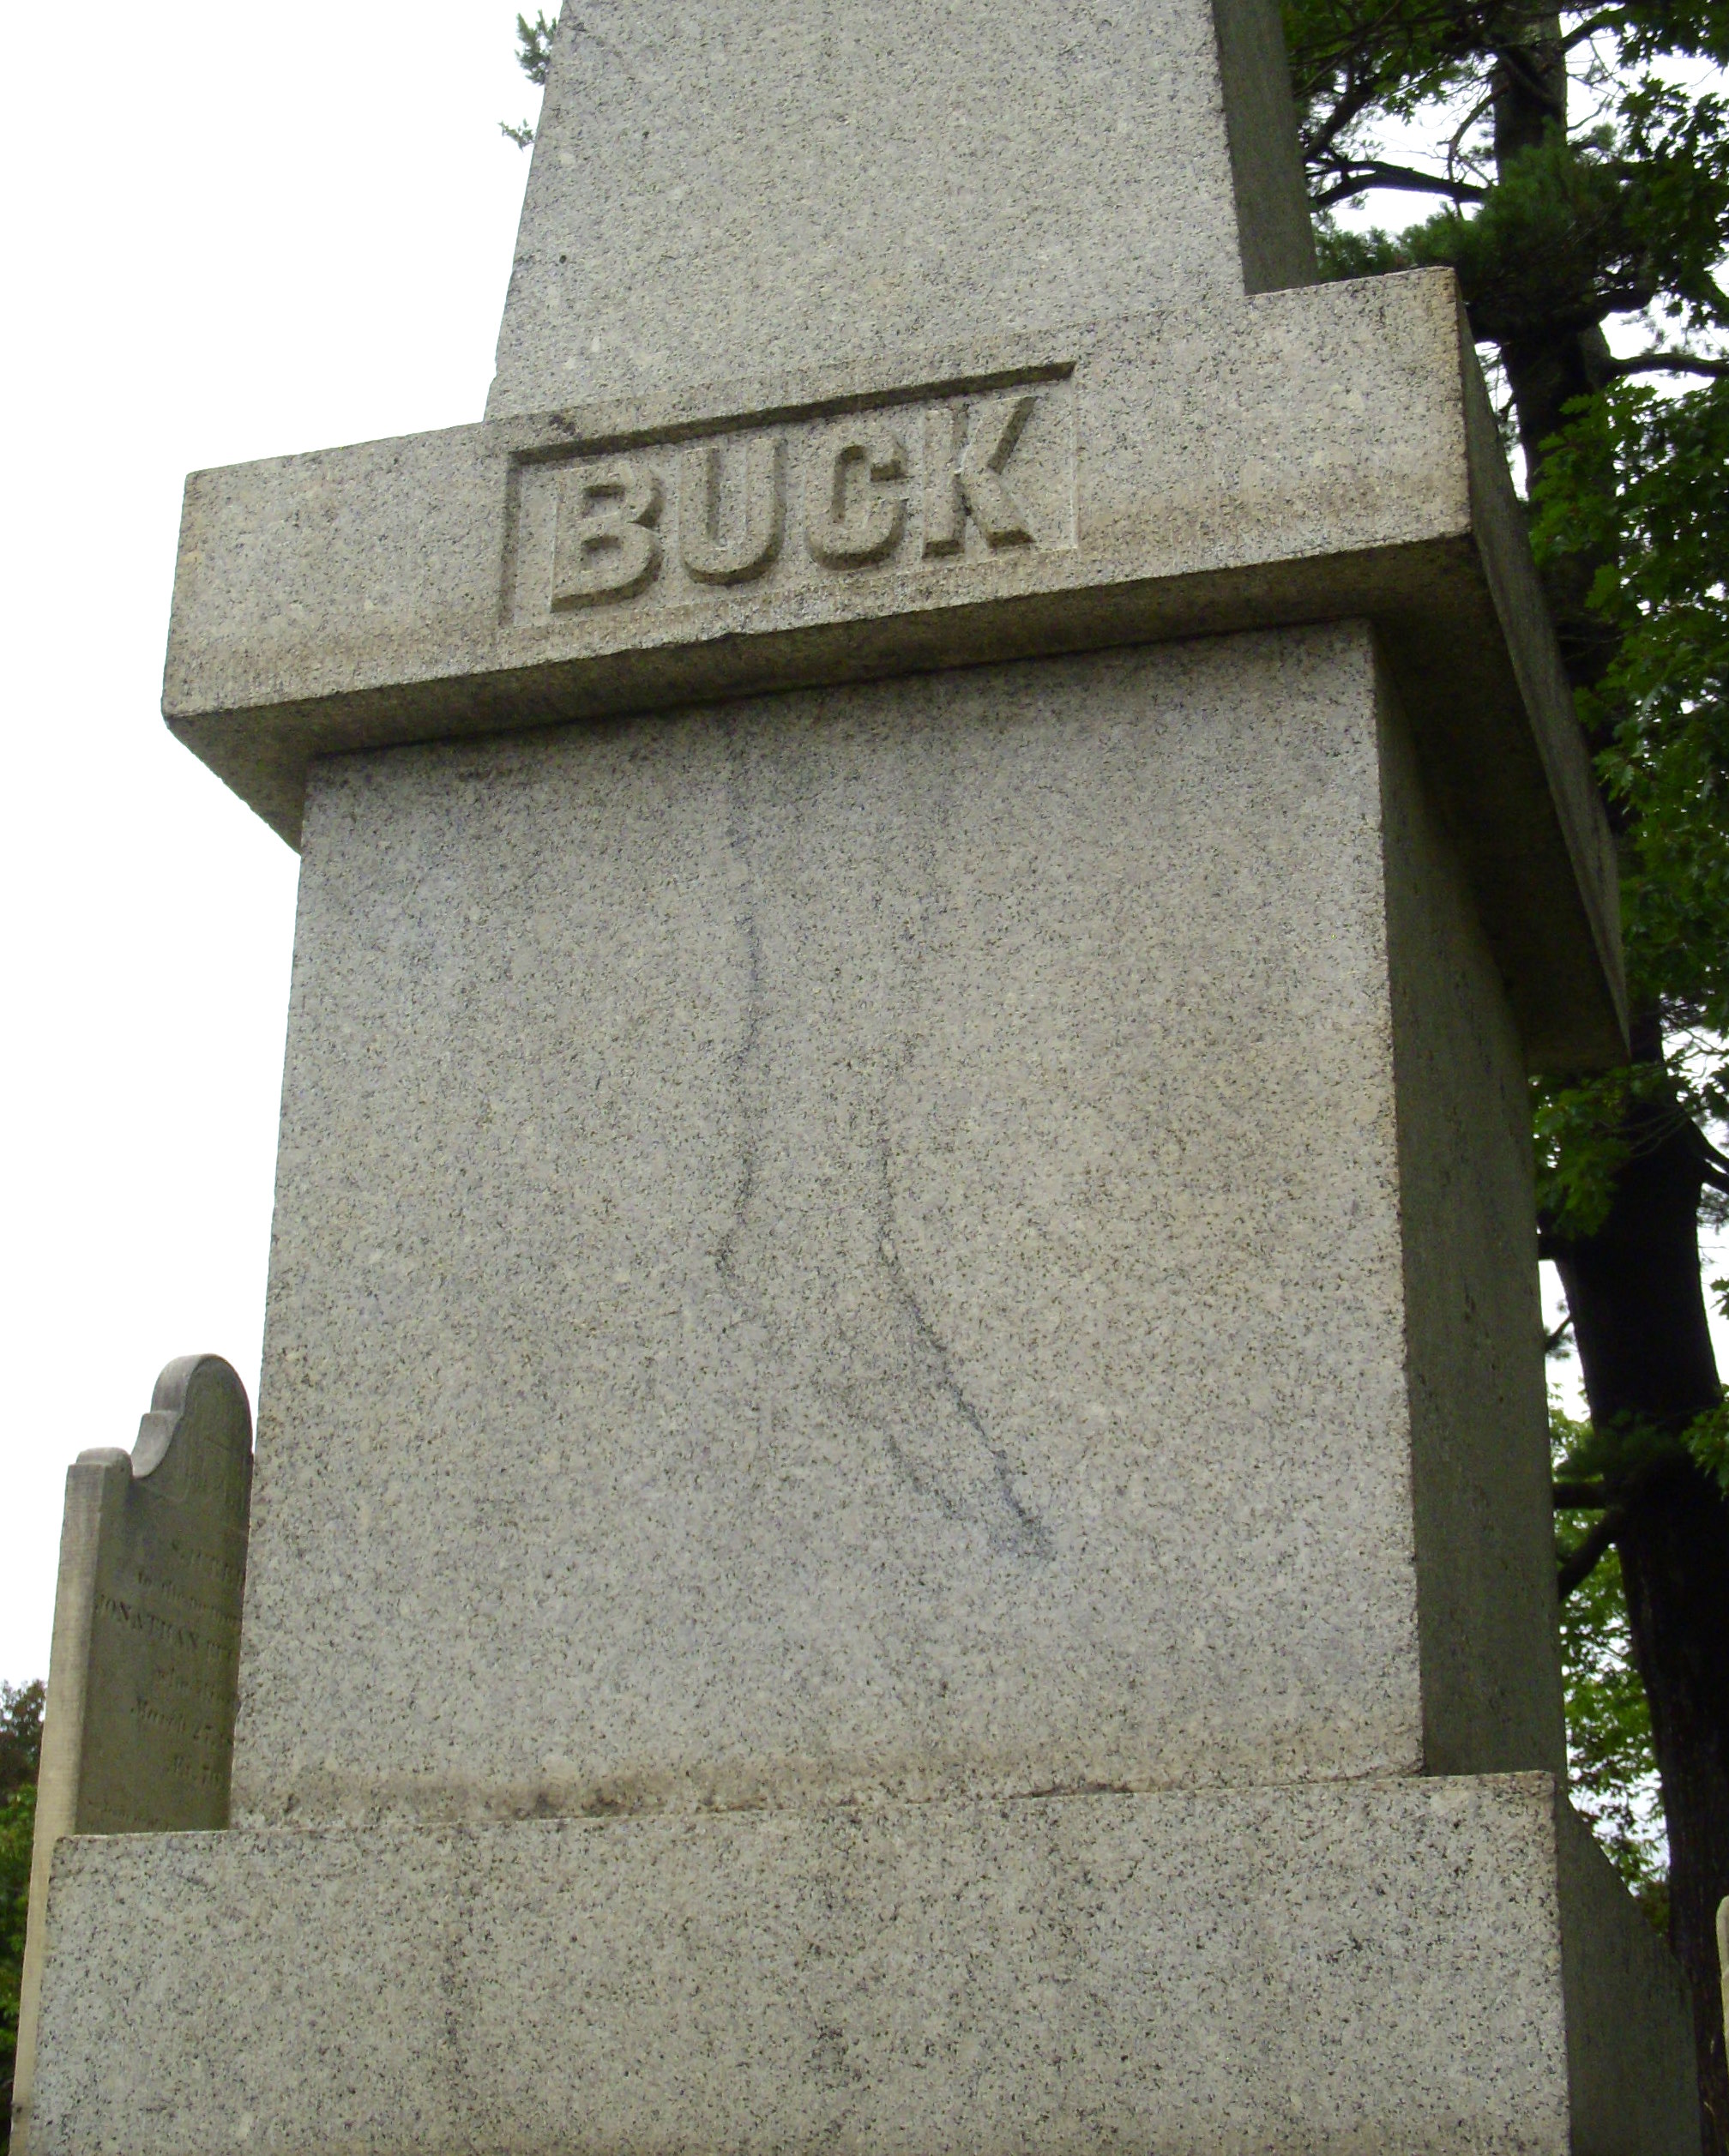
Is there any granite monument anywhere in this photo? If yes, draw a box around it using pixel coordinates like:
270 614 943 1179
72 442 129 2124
15 2 1697 2149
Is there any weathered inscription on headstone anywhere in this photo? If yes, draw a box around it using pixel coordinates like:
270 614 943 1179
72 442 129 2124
27 1353 250 1845
505 369 1076 626
34 1352 251 1836
72 1358 252 1828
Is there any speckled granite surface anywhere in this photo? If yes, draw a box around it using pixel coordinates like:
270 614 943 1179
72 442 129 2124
230 628 1554 1833
27 1777 1694 2156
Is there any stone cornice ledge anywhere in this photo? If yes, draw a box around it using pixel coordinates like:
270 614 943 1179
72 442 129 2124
164 266 1625 1068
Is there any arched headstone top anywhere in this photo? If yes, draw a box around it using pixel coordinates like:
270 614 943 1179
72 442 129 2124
124 1352 252 1489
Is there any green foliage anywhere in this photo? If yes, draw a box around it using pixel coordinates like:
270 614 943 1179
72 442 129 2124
0 1683 41 2155
1285 0 1729 1298
1560 1545 1670 1924
1531 1065 1641 1240
1312 219 1415 280
1536 382 1729 1028
515 11 557 87
1682 1395 1729 1491
1286 6 1729 191
1284 0 1491 149
1529 376 1729 1238
0 1686 39 1807
1 1784 34 2150
1614 1 1729 67
1554 1398 1670 1485
1286 1 1729 373
1306 106 1727 346
1553 1417 1669 1927
502 11 557 148
1551 1394 1727 1513
1416 128 1667 340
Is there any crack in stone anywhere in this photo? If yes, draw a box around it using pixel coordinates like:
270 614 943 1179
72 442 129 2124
874 1130 1051 1560
704 731 1048 1562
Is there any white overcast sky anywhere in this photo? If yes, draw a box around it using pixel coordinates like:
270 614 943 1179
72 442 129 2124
0 4 541 1683
0 10 1720 1687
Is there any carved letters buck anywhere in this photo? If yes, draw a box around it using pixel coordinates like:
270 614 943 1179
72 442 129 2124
550 391 1045 609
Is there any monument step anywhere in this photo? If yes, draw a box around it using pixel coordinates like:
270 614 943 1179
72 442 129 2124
24 1774 1691 2154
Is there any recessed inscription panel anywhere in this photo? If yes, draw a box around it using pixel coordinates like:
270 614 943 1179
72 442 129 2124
506 370 1075 631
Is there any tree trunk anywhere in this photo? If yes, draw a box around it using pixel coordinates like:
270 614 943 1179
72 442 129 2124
1489 11 1622 699
1620 1466 1729 2153
1550 1087 1729 2155
1487 21 1729 2149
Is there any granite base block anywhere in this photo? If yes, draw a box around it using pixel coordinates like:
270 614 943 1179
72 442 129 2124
26 1774 1691 2155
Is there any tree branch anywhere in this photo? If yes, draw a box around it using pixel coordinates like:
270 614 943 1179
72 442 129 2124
1554 1478 1611 1509
1443 91 1494 196
1606 352 1729 380
1690 1129 1729 1197
1696 1129 1729 1173
1290 0 1441 127
1562 9 1626 51
1558 1504 1627 1597
1311 159 1488 208
1302 73 1388 166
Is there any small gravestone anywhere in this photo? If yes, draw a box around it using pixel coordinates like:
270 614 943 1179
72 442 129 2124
1720 1897 1729 2051
12 1356 250 2145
